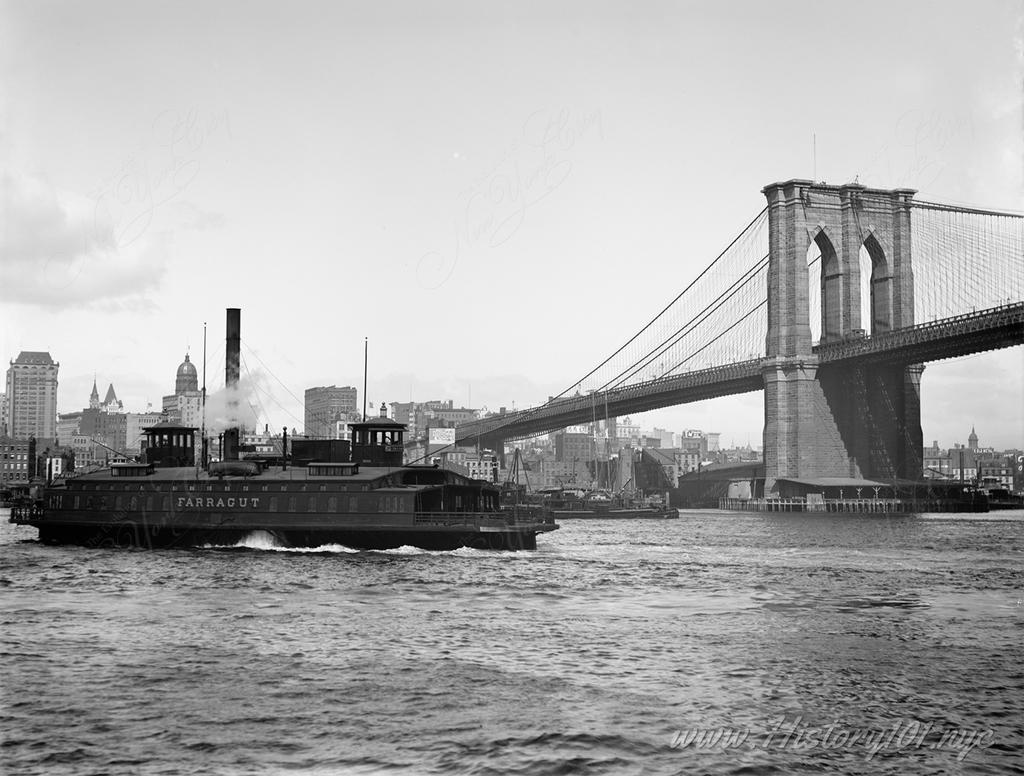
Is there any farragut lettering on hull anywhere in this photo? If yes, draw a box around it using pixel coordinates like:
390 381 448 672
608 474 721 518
176 497 261 509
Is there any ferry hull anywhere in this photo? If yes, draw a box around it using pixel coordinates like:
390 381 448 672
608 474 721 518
34 521 544 551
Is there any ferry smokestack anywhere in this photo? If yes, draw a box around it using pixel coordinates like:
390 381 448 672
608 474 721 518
224 308 241 461
226 308 240 388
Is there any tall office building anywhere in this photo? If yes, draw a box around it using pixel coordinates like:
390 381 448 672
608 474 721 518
5 351 59 442
304 385 358 439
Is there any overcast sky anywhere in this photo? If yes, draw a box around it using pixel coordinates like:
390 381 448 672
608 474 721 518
2 0 1021 450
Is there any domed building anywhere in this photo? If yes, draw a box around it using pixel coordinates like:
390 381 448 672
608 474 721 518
175 354 199 395
162 353 202 428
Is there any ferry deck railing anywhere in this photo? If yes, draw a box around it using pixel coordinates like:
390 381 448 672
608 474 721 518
8 504 43 524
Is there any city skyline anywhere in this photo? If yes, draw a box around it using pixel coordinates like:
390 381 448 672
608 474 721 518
2 0 1022 449
8 348 1017 459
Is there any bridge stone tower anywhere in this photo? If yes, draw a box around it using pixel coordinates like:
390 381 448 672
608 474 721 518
762 180 923 490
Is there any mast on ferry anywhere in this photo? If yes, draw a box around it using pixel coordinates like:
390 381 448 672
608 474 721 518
200 321 207 469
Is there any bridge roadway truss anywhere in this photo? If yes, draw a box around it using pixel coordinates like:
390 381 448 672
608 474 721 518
454 302 1024 445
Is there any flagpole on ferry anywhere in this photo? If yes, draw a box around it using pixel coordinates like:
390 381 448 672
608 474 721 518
201 321 207 469
362 336 368 421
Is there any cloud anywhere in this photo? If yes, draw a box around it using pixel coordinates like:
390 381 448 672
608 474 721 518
0 172 166 308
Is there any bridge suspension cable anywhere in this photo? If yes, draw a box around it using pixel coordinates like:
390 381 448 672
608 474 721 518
605 255 769 391
555 207 770 399
911 203 1024 323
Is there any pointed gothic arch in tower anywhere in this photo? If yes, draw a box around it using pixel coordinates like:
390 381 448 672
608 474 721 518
761 180 922 486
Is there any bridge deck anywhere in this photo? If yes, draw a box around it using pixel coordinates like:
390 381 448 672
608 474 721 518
452 303 1024 443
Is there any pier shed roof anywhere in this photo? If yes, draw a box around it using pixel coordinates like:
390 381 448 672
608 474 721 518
777 477 889 489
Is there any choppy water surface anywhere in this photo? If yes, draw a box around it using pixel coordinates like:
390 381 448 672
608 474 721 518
2 509 1022 775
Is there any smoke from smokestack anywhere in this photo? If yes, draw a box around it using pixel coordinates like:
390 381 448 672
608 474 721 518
204 374 262 434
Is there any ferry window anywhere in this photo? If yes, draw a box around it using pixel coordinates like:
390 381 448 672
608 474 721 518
328 496 337 511
280 485 288 492
73 496 80 509
146 496 154 511
269 496 278 512
115 496 124 510
206 485 214 492
242 486 249 492
288 497 297 512
162 497 170 511
129 496 138 510
348 496 358 512
262 486 269 492
319 485 326 492
307 496 316 512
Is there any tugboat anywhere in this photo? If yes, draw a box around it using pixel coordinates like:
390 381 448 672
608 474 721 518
9 310 559 551
529 487 678 520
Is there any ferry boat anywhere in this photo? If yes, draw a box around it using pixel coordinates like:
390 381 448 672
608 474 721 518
9 310 559 552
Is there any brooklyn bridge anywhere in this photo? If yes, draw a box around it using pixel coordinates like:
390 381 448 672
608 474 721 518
453 180 1024 491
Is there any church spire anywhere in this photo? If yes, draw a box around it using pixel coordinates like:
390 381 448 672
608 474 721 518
89 377 100 409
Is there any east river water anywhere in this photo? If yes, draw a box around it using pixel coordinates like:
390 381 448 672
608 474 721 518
2 508 1022 775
